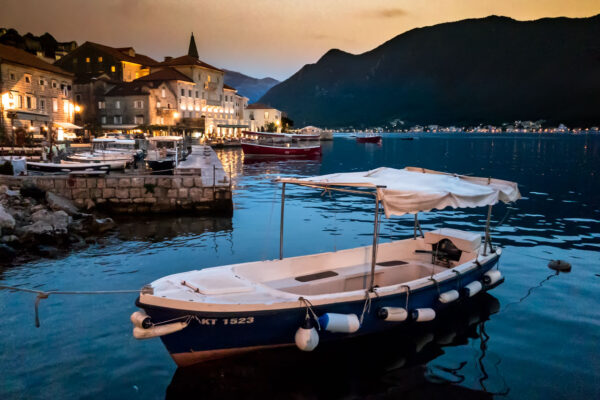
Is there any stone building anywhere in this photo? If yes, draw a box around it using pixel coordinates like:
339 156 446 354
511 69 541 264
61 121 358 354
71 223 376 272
0 43 75 143
244 103 282 132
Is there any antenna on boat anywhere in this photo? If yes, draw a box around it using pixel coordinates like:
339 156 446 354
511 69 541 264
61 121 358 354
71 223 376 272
279 182 286 260
369 185 386 292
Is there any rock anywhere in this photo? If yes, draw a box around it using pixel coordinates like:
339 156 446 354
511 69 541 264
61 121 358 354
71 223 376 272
30 209 71 236
46 192 79 215
1 234 18 243
20 183 45 200
0 243 16 261
85 199 95 210
31 204 46 213
92 218 116 233
0 185 19 197
0 204 16 231
36 245 61 258
16 220 54 240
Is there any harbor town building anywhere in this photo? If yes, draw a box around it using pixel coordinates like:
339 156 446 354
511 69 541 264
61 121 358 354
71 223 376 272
244 103 282 132
0 43 76 144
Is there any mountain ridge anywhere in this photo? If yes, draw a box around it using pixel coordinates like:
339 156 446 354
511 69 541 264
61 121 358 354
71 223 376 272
260 14 600 127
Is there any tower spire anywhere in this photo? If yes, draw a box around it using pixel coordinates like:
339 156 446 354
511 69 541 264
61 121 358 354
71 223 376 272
188 32 199 59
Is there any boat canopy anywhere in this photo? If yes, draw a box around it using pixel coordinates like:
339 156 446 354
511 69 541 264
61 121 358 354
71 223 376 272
149 136 183 142
277 167 521 217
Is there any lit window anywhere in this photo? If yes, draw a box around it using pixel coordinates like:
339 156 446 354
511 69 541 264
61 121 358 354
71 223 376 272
161 88 166 98
98 57 103 62
156 101 161 108
40 99 45 111
86 57 90 63
111 66 116 72
115 101 120 109
98 101 105 109
53 98 58 112
63 100 69 113
135 72 139 79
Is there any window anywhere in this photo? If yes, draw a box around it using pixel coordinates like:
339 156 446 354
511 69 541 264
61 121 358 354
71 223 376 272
264 111 269 120
39 78 45 86
195 91 199 98
135 72 139 79
53 98 58 112
134 100 143 109
52 80 57 88
115 101 120 109
111 65 116 72
114 115 122 124
9 72 16 80
17 95 22 108
98 101 105 109
26 96 32 109
86 57 90 63
181 88 185 96
188 90 192 97
134 115 144 124
101 116 106 124
156 101 161 108
40 99 45 111
75 94 81 103
161 88 166 98
63 100 69 113
98 56 103 62
24 75 31 84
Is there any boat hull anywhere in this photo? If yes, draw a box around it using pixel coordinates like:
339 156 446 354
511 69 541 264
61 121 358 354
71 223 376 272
241 142 321 157
26 161 111 173
137 256 500 367
356 136 382 143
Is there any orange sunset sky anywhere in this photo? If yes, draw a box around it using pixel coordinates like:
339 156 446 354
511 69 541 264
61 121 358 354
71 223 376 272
1 0 599 80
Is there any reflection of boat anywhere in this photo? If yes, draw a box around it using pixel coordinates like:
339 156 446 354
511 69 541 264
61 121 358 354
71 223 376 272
132 167 520 367
146 136 186 172
241 142 322 157
356 133 382 143
27 161 111 173
166 294 500 399
243 154 322 164
60 159 126 170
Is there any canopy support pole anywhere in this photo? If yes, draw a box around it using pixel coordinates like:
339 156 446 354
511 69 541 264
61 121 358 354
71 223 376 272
369 196 380 292
279 183 286 260
413 213 424 239
483 205 492 256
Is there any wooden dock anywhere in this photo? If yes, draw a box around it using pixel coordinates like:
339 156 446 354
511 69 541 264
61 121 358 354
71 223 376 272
175 145 230 187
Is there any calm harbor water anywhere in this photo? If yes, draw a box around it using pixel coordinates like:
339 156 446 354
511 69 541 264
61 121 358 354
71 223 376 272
1 133 599 399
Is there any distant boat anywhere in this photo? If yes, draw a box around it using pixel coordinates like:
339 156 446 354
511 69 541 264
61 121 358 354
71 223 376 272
356 134 382 143
146 136 186 172
27 161 111 173
241 142 321 157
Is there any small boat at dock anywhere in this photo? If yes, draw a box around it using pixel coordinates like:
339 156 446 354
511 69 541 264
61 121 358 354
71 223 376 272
241 142 322 157
131 167 520 366
27 161 111 173
146 136 186 172
60 159 126 170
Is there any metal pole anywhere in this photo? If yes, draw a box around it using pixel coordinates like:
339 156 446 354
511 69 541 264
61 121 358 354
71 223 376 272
483 204 493 256
279 183 286 260
369 196 380 292
413 213 418 239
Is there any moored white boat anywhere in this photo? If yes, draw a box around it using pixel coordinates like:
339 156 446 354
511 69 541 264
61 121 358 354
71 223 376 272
60 159 126 170
27 161 111 173
132 167 520 366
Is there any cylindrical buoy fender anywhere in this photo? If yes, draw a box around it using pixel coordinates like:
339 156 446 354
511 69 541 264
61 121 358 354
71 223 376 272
464 281 482 297
133 321 188 340
377 307 408 322
411 308 436 322
130 311 152 329
438 290 460 303
483 270 502 286
548 260 571 272
295 318 319 351
318 313 360 333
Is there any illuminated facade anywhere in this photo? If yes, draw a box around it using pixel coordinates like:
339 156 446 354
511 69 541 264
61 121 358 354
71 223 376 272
0 44 74 143
244 103 282 132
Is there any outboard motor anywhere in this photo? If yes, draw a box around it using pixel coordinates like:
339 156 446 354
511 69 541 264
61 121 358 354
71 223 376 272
432 238 462 265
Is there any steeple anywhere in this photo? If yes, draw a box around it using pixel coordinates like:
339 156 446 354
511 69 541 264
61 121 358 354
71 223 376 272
188 32 199 59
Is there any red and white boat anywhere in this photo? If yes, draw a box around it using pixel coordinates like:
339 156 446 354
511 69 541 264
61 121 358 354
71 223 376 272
241 142 321 157
242 130 291 143
286 132 321 141
356 134 382 143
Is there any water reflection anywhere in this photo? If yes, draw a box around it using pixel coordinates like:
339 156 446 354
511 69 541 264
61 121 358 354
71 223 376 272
113 216 233 242
167 294 502 399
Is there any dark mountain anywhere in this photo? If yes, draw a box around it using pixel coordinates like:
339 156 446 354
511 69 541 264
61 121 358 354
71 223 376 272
260 15 600 127
0 28 77 61
223 69 279 102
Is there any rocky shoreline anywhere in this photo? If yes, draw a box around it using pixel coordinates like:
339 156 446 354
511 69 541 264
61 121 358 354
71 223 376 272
0 182 115 265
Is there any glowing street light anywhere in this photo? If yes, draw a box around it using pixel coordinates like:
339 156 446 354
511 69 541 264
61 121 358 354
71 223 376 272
173 112 180 119
74 105 82 113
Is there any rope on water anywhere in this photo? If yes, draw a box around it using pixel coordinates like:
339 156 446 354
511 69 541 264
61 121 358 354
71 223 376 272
0 285 142 328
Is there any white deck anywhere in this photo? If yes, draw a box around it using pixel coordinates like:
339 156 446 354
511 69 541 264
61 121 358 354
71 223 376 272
140 230 499 312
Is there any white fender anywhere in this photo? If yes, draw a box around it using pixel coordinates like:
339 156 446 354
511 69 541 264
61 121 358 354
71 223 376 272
412 308 436 322
483 270 502 286
133 321 188 340
378 307 408 322
295 326 319 351
318 313 360 333
438 290 460 304
130 311 151 329
464 281 483 297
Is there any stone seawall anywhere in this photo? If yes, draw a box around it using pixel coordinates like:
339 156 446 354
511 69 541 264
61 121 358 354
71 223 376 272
0 175 233 215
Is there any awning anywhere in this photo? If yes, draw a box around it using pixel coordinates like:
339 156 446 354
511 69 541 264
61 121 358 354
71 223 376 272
217 124 250 128
54 122 83 129
13 111 50 122
277 167 521 218
102 124 139 129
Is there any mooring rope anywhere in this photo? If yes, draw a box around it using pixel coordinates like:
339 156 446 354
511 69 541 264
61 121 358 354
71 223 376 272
0 285 142 328
298 297 321 330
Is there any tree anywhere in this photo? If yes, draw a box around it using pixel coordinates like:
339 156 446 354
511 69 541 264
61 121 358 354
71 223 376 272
265 122 277 132
281 116 294 132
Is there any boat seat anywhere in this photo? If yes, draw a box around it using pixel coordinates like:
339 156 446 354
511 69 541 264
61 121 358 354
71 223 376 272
181 269 254 295
295 271 338 282
424 228 481 253
376 260 408 267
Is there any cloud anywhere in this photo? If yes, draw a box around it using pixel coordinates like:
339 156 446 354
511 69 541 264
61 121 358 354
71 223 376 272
363 8 407 19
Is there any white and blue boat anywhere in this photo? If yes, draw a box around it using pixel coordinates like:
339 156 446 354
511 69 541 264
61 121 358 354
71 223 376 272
131 167 521 366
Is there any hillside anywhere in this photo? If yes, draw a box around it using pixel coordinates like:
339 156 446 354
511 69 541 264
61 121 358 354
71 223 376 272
260 15 600 127
223 69 279 103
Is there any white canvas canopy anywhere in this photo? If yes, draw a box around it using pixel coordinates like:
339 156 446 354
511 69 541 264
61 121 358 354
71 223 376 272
278 167 521 217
